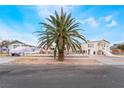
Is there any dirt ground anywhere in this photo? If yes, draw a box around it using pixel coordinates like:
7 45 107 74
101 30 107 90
11 56 101 65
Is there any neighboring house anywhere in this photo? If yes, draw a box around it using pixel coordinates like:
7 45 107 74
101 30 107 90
81 39 111 56
0 40 38 55
111 43 124 55
8 40 39 55
42 39 112 56
0 47 9 53
8 40 32 50
0 40 10 53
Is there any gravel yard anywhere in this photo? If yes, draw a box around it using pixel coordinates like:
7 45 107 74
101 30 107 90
10 56 101 65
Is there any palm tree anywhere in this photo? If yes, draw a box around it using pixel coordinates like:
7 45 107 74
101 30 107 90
35 8 87 61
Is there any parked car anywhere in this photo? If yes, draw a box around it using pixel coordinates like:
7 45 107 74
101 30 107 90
9 46 38 56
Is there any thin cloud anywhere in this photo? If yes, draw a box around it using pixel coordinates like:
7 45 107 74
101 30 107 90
37 5 75 20
84 17 99 27
106 20 118 27
102 12 119 23
104 15 113 22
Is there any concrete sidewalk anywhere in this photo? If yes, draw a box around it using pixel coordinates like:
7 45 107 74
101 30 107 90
0 57 16 64
94 56 124 65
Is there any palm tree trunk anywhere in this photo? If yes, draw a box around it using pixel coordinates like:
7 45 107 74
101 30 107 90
58 50 64 61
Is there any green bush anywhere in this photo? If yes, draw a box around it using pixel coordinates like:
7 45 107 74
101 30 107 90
117 44 124 50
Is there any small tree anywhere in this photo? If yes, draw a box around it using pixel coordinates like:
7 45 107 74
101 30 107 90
117 44 124 50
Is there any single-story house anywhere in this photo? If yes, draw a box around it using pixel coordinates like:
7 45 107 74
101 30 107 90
0 40 38 54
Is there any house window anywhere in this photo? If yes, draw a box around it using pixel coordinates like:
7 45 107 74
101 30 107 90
85 50 87 54
104 44 106 47
83 50 85 54
13 45 19 48
50 48 54 50
88 49 90 55
88 44 94 48
93 51 96 55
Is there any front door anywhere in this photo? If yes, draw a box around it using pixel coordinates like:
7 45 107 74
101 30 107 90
88 49 90 55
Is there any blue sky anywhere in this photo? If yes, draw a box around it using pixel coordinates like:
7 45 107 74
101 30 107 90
0 5 124 45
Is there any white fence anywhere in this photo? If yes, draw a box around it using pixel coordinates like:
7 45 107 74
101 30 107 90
24 53 88 57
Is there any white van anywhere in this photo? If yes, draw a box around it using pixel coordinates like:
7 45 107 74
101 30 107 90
9 46 38 56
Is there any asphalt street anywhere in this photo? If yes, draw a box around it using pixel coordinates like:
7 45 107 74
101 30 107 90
0 56 124 88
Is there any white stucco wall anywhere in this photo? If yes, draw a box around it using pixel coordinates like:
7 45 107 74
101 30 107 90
8 42 25 50
81 40 110 55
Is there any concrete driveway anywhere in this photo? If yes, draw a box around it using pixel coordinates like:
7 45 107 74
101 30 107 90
0 57 16 64
93 56 124 65
0 56 124 88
